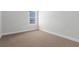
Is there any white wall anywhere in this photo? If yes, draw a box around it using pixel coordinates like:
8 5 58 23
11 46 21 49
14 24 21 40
39 11 79 41
0 11 1 38
2 11 28 35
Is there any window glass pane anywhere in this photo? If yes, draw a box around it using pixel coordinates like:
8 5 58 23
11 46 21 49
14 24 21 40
29 11 35 17
30 18 35 24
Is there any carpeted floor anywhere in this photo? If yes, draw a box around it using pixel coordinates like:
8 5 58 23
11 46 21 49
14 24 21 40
0 30 79 47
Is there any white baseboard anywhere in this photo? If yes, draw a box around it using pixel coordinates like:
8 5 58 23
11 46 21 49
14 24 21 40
2 29 38 36
40 29 79 42
2 30 28 36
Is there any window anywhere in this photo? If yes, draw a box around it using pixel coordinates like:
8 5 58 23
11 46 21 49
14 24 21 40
29 11 36 24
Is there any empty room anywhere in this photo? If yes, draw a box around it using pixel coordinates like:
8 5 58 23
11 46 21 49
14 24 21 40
0 11 79 47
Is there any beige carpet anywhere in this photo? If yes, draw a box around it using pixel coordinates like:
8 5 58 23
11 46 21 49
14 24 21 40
0 30 79 47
